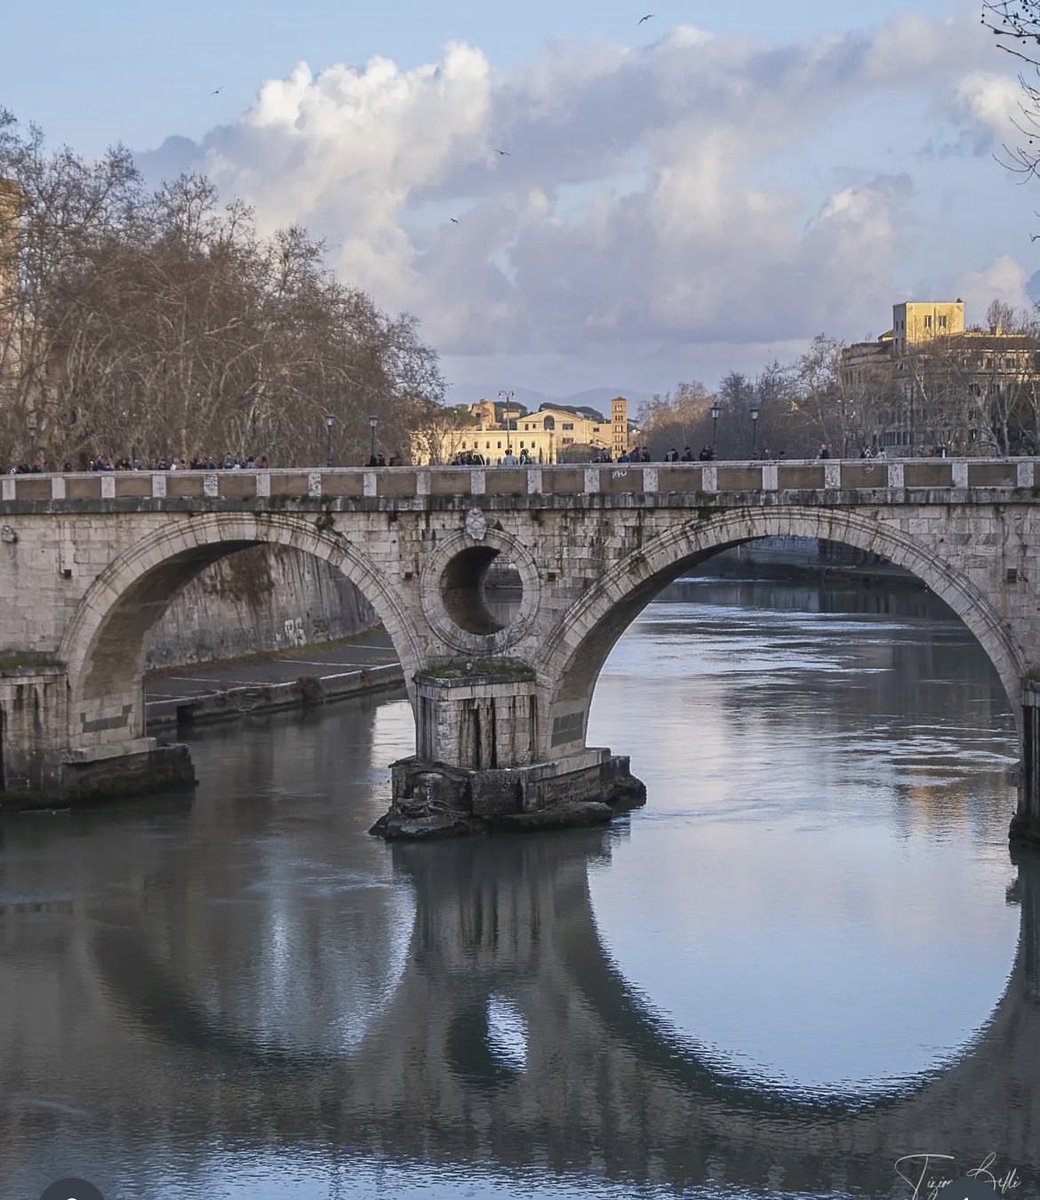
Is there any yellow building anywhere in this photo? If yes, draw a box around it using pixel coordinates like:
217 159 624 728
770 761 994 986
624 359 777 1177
840 300 1040 454
449 396 634 464
891 300 964 356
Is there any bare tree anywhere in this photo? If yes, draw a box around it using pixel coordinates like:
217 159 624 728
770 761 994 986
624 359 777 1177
981 2 1040 183
409 401 477 464
789 336 865 456
0 114 445 469
637 380 714 457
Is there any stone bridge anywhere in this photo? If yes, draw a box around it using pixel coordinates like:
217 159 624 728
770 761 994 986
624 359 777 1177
1 458 1040 841
2 814 1039 1197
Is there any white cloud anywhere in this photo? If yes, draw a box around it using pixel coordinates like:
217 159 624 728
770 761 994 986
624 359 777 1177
953 71 1022 147
135 11 1037 392
954 254 1031 318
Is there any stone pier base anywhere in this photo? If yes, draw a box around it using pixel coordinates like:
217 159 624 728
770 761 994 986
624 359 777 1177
370 749 646 840
1010 813 1040 851
1 666 197 809
58 738 197 806
1 735 197 811
1013 681 1040 851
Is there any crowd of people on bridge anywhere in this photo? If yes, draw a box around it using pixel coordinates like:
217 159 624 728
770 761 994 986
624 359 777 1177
451 445 718 467
5 440 974 476
7 452 273 474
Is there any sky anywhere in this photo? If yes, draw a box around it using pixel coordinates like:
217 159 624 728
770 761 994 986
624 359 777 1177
5 1 1040 403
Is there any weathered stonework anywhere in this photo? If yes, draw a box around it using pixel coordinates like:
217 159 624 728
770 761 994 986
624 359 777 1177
0 460 1038 836
374 746 645 839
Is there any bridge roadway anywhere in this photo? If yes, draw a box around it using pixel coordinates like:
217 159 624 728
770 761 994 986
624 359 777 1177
2 458 1040 841
1 816 1039 1196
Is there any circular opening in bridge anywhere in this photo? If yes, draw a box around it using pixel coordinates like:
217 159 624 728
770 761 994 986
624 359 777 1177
440 546 520 636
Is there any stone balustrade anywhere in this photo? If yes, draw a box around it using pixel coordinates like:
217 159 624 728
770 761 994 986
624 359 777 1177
0 457 1036 505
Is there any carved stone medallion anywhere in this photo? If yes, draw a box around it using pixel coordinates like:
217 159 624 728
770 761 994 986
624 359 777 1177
464 508 488 541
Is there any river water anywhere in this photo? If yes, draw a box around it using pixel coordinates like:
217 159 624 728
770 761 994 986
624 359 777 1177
2 577 1037 1200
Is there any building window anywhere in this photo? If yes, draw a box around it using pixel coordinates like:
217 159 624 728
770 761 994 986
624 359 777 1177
924 315 932 330
563 422 574 430
562 437 574 445
497 441 502 449
939 315 947 329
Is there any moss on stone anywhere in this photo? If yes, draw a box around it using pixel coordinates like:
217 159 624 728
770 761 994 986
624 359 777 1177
0 651 63 672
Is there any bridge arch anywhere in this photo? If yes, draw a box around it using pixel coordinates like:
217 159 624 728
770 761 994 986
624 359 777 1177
536 506 1025 747
59 511 423 748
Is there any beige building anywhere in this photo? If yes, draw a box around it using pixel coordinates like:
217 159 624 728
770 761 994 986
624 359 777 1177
841 300 1040 454
447 396 634 464
891 300 964 355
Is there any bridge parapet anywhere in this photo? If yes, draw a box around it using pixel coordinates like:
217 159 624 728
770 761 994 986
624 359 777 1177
0 457 1036 507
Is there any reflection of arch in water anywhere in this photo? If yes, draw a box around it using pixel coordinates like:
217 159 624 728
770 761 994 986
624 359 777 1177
86 866 418 1072
563 865 1018 1117
538 509 1025 747
85 828 1036 1170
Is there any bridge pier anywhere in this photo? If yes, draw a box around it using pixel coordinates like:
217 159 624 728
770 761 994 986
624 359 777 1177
0 665 195 808
1012 680 1040 849
370 667 645 839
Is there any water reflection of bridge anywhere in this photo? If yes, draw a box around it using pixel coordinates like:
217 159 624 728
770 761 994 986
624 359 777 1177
3 815 1039 1197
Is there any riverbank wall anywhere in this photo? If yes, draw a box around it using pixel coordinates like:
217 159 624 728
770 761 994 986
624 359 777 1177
146 545 379 670
146 662 405 732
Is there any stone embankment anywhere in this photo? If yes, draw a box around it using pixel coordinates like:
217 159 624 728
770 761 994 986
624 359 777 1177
148 544 378 669
145 661 403 731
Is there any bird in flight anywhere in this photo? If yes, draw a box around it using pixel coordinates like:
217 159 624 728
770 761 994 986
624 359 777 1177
638 13 654 23
450 217 460 224
211 85 224 94
493 148 511 156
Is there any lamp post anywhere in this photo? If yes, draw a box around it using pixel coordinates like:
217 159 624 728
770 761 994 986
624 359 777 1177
324 413 334 468
369 414 379 464
27 419 38 466
498 388 515 448
709 403 720 456
750 404 760 458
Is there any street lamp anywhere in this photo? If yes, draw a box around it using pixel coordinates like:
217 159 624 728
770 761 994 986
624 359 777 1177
27 419 38 465
750 404 760 458
369 414 379 464
324 413 334 468
709 403 720 455
498 389 515 433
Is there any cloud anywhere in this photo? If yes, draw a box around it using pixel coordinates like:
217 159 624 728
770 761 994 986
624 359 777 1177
953 70 1023 149
954 254 1031 317
134 11 1033 391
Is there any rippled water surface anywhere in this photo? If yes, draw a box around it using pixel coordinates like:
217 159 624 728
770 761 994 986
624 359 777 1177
2 577 1037 1200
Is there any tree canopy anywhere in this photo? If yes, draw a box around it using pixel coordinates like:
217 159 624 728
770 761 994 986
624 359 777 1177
0 112 444 468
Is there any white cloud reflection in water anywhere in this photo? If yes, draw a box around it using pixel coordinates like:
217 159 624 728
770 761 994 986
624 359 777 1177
586 581 1019 1097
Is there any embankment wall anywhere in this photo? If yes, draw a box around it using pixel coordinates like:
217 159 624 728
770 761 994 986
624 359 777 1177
146 545 378 670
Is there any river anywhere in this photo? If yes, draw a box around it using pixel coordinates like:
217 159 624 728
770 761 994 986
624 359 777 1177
1 577 1037 1200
